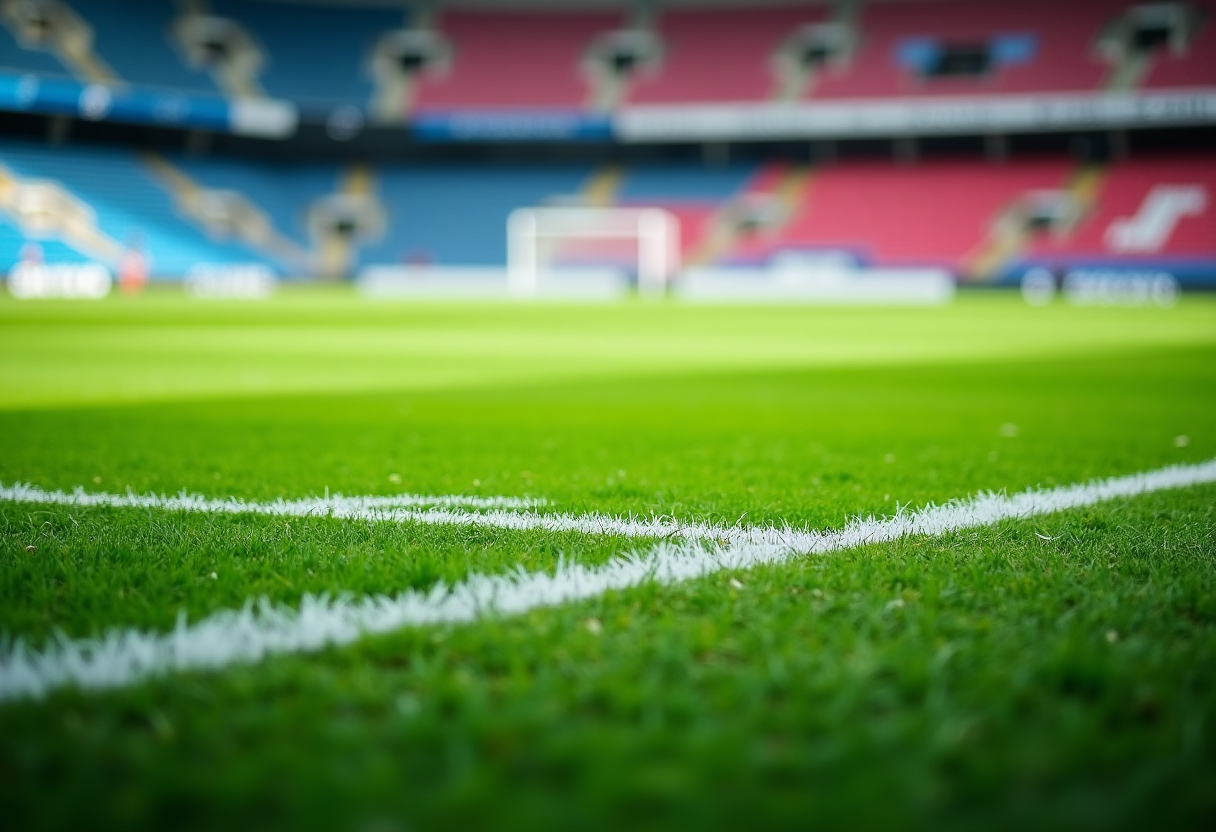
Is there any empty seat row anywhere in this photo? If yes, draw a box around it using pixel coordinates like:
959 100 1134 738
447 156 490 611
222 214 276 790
3 140 1213 282
2 0 1212 117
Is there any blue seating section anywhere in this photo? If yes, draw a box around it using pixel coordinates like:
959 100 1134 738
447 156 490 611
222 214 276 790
82 0 218 94
615 163 757 202
172 162 589 266
2 142 767 275
165 155 338 248
0 217 91 270
3 1 403 113
0 141 270 276
365 165 592 266
0 20 73 77
210 0 403 114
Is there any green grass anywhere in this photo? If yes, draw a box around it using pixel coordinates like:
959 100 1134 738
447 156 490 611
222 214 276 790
3 289 1215 409
1 292 1214 831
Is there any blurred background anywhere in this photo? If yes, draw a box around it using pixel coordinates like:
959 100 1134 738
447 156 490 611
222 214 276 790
0 0 1213 304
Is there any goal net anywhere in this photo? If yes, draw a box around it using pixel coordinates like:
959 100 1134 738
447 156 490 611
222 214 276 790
507 207 679 298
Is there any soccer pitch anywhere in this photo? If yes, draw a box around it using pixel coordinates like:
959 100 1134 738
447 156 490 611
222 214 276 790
1 292 1214 830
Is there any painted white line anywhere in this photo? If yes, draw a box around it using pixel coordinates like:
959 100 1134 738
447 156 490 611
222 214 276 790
0 481 797 545
0 483 544 514
1 458 1214 703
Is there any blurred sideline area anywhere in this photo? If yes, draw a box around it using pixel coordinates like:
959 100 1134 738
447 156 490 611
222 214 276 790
0 0 1213 304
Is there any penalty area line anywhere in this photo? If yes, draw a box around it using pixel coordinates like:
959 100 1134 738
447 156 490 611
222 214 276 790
1 458 1214 703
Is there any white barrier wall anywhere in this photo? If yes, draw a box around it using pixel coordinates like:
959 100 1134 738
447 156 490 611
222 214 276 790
358 263 956 305
358 266 630 301
6 262 112 299
676 265 956 305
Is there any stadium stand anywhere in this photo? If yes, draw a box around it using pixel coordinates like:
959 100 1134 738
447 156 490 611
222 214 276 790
400 0 1216 108
1 0 1213 287
0 0 402 112
627 6 827 104
6 0 1213 113
716 154 1216 282
363 164 594 265
0 142 597 273
1 140 271 275
208 0 403 112
82 0 217 93
723 158 1074 270
809 0 1117 99
1140 3 1216 89
1028 154 1216 261
163 153 335 250
412 10 625 110
608 162 761 259
5 138 1211 281
0 7 75 77
0 219 91 264
614 163 757 202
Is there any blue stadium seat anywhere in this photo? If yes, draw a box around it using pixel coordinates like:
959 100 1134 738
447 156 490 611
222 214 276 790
615 163 758 202
0 140 273 276
0 20 73 77
210 0 403 113
80 0 219 94
364 165 593 266
0 217 92 270
165 154 338 248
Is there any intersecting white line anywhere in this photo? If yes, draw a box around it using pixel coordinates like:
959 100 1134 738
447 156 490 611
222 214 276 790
1 458 1214 703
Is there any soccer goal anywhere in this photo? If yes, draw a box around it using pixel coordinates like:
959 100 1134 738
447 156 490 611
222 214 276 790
507 206 680 298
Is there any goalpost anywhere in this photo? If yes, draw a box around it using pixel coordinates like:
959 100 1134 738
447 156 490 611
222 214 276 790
507 206 680 299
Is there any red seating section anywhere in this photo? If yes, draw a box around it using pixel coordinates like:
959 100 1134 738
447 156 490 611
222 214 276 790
721 155 1216 268
413 11 622 110
1030 155 1216 259
811 1 1124 100
730 159 1073 269
1142 2 1216 89
628 6 826 104
412 1 1215 110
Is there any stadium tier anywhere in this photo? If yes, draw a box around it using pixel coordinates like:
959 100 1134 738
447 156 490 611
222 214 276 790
412 10 625 110
613 163 757 202
364 164 596 265
806 1 1116 100
83 0 218 95
732 159 1080 272
1027 156 1216 263
703 155 1216 285
207 0 404 112
609 162 759 259
163 153 333 251
0 9 70 76
1143 4 1216 88
0 141 269 276
0 216 87 263
3 139 1213 284
3 0 1213 120
628 6 828 104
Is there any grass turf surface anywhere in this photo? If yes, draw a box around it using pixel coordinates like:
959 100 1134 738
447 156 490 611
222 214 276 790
1 292 1214 830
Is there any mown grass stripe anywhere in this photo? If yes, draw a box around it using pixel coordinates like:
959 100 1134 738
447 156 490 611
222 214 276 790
2 458 1214 703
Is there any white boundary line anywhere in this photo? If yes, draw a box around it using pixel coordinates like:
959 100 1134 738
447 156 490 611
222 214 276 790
0 482 741 543
0 484 545 513
1 458 1214 703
